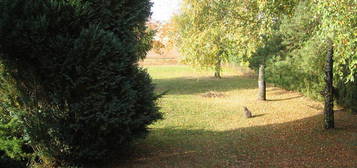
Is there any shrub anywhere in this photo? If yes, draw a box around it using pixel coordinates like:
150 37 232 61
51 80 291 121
0 61 30 168
0 0 161 166
250 1 357 110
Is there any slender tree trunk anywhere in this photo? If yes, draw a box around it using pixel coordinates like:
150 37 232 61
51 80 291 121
324 39 334 129
258 64 266 101
214 55 222 79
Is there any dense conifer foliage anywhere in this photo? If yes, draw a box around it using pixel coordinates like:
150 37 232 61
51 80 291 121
0 0 161 166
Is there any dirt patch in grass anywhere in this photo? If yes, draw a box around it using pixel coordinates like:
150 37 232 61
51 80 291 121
201 91 227 98
140 58 180 66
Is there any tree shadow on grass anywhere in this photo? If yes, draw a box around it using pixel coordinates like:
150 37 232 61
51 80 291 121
108 112 357 168
266 95 304 102
153 76 257 95
252 114 266 118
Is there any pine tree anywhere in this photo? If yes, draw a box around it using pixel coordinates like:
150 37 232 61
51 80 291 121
0 0 161 166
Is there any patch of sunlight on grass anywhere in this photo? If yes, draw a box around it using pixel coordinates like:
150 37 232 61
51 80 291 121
148 65 324 131
145 65 242 79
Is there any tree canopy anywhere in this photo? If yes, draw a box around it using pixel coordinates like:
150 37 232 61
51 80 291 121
174 0 300 73
174 0 356 111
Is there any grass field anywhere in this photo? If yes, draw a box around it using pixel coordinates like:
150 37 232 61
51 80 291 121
112 65 357 168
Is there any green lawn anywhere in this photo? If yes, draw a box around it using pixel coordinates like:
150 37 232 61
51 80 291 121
112 65 357 168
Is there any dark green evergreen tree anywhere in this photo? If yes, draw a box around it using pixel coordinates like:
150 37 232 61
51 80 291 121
0 0 161 166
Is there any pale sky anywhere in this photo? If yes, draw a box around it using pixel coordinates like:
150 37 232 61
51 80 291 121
151 0 182 22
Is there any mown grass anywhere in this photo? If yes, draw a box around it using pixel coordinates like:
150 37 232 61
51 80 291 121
112 65 357 168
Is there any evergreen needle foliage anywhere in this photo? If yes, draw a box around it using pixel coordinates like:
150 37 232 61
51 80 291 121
0 0 161 166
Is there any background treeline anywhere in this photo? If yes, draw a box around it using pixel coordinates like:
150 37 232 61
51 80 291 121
0 0 161 167
174 0 356 112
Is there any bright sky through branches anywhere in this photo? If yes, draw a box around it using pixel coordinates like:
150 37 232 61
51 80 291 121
151 0 182 22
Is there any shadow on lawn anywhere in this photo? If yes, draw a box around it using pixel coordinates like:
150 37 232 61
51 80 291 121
153 76 257 95
109 112 357 168
267 95 304 102
252 114 266 118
